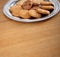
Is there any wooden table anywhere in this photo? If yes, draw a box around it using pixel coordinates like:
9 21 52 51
0 0 60 57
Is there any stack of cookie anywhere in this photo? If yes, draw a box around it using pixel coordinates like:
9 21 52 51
10 0 54 19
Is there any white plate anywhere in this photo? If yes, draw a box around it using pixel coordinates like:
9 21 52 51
3 0 60 22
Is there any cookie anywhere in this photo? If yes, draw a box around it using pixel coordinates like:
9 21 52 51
29 9 41 18
19 10 31 19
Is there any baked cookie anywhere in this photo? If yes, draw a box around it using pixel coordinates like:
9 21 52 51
19 10 31 19
10 5 22 17
29 9 41 18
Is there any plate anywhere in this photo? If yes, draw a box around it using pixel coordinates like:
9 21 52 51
3 0 60 22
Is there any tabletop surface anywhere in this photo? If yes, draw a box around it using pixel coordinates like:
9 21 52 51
0 0 60 57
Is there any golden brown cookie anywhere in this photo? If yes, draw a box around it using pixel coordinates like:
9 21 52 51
36 8 50 14
29 9 41 18
40 1 53 5
19 10 31 19
31 0 43 4
16 0 27 6
10 5 22 17
41 6 54 10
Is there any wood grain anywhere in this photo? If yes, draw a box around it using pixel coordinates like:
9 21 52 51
0 0 60 57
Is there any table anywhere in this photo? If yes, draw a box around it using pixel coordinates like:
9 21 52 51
0 0 60 57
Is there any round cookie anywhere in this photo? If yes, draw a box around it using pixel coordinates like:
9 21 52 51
29 9 41 18
19 10 31 19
